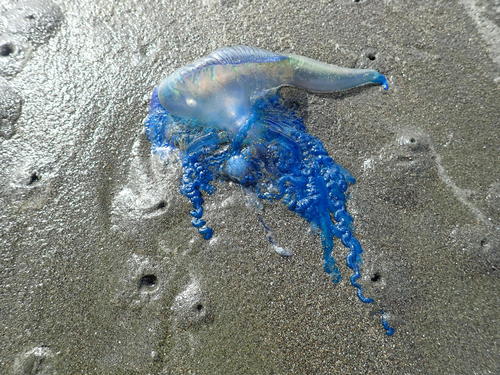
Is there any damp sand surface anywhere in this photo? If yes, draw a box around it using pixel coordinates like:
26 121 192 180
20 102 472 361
0 0 498 374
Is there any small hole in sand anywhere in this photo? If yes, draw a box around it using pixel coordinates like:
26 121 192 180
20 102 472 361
139 274 157 290
28 172 40 185
0 43 14 57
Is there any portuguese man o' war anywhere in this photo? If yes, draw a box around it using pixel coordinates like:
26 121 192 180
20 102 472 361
145 46 395 335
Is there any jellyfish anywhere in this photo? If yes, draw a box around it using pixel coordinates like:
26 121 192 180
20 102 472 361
144 46 394 335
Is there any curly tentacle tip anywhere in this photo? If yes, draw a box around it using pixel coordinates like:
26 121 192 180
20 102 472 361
380 310 396 336
373 72 390 90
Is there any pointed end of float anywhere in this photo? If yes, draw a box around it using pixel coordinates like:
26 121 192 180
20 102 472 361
373 73 390 90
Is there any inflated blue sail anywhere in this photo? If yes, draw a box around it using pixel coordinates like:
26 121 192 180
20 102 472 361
145 46 394 335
